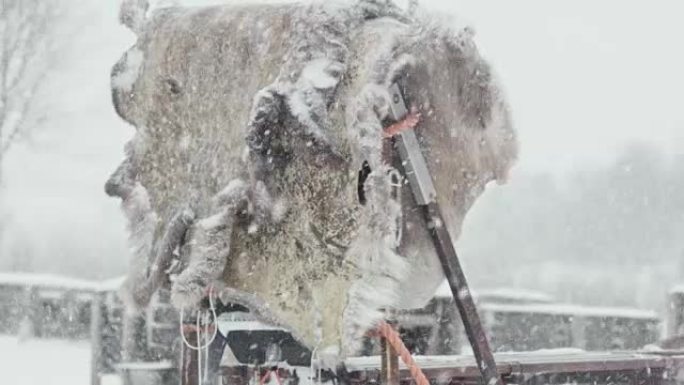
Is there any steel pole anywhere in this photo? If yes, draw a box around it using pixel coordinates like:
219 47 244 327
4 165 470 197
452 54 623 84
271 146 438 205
388 83 503 385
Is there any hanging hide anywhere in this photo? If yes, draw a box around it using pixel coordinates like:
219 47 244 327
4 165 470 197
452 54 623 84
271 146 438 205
106 0 517 359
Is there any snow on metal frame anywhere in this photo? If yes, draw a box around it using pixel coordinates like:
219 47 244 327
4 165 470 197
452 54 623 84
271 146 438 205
96 275 127 293
0 272 99 292
433 282 555 304
343 350 677 377
478 302 659 321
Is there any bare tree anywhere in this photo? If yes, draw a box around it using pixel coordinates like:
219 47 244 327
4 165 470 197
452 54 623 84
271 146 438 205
0 0 61 180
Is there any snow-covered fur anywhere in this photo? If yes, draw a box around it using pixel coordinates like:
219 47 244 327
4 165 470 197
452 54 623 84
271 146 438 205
107 0 517 359
105 146 159 313
119 0 149 35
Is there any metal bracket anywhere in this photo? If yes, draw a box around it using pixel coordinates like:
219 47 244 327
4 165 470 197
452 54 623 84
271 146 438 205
388 83 437 205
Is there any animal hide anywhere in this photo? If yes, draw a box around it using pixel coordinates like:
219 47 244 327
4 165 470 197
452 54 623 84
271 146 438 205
106 0 517 359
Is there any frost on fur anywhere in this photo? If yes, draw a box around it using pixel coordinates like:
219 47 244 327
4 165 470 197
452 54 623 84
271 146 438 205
171 181 246 308
171 207 234 308
111 48 144 94
342 168 406 356
108 0 517 358
245 0 414 180
119 0 149 34
347 84 391 170
244 4 350 180
171 178 283 308
133 208 195 307
105 158 159 313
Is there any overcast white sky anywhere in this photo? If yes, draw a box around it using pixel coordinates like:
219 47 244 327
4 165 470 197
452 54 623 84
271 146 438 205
1 0 683 278
443 0 684 173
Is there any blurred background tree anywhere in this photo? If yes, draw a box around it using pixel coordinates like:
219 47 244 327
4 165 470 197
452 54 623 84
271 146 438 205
0 0 62 182
461 141 684 309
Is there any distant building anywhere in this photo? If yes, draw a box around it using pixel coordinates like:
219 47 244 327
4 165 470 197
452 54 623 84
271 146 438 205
0 272 99 339
369 283 660 355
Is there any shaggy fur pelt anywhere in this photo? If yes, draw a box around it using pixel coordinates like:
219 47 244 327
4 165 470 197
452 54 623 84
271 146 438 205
107 0 517 359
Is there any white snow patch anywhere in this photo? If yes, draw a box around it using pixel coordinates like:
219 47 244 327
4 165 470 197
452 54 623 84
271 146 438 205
286 89 327 140
112 48 144 92
115 361 174 370
97 275 126 292
247 223 259 234
217 179 248 199
218 320 287 334
102 374 124 385
0 336 91 385
526 348 587 355
214 179 250 209
270 198 289 222
178 133 191 151
198 209 230 230
300 58 341 90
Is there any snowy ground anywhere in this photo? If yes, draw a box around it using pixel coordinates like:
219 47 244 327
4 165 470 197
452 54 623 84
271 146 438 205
0 335 93 385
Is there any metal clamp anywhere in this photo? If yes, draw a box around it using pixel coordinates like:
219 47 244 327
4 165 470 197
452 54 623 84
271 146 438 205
387 83 437 205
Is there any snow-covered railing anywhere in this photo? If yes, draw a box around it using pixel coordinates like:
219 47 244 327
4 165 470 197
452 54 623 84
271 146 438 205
341 350 684 385
433 282 555 304
0 272 100 292
96 276 126 293
479 302 659 321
